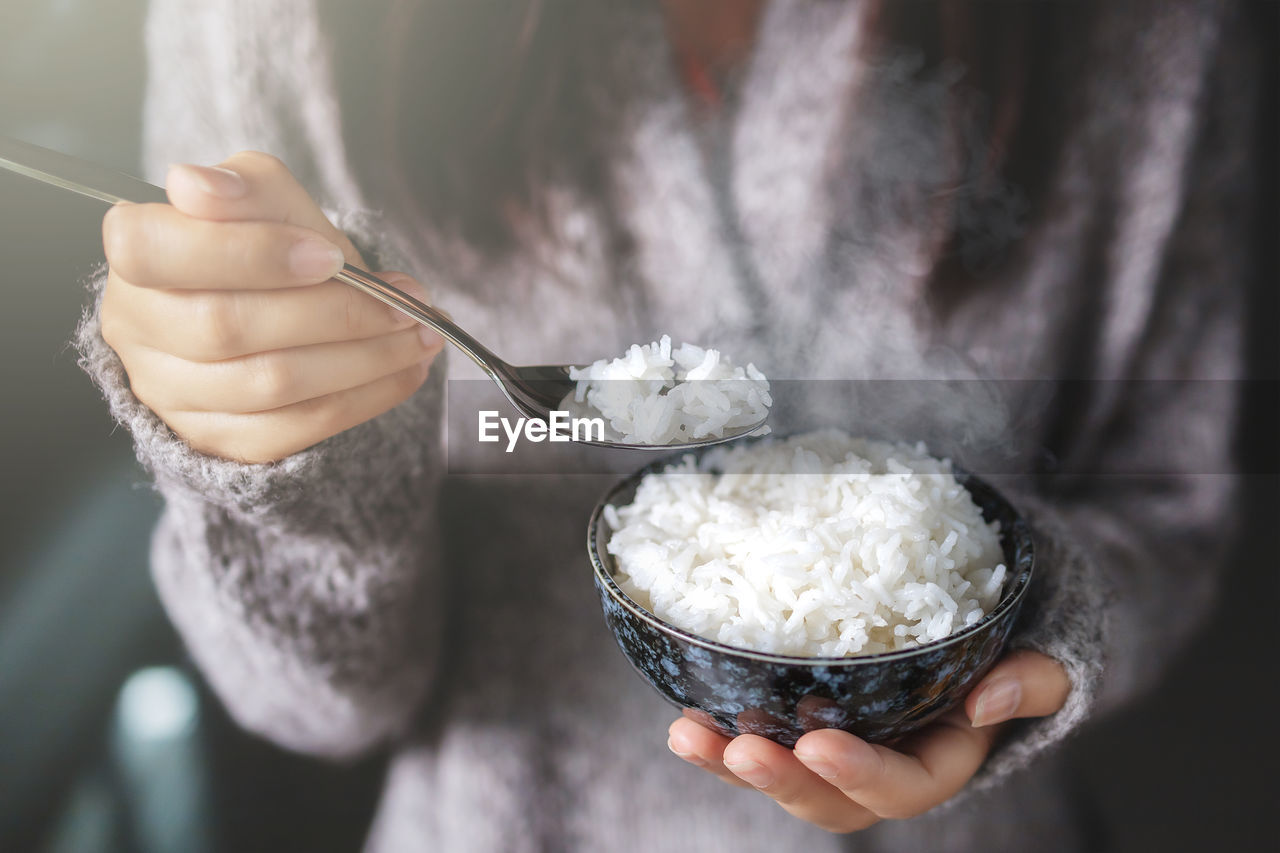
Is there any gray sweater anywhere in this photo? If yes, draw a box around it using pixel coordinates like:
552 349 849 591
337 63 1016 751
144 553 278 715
77 1 1255 850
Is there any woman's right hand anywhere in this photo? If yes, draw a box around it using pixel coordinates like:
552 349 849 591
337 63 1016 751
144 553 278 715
100 151 444 464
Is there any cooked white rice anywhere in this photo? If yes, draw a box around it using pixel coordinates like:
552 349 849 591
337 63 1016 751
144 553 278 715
565 335 771 444
604 431 1007 657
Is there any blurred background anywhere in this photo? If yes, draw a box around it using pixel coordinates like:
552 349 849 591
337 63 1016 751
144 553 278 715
0 1 1275 851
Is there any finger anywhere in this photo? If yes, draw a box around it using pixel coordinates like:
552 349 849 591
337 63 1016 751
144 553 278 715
164 151 360 260
794 714 996 819
103 203 347 290
667 717 753 789
161 360 431 464
106 272 427 361
723 734 879 833
125 325 442 415
966 649 1072 728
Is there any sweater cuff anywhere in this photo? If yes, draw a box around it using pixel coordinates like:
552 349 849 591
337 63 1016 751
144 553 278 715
962 490 1113 796
73 208 439 525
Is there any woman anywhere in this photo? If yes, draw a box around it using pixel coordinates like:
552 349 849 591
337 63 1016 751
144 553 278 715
78 0 1257 849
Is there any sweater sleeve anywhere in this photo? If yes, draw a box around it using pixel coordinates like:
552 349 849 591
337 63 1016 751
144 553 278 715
76 211 447 760
73 0 444 759
963 0 1255 793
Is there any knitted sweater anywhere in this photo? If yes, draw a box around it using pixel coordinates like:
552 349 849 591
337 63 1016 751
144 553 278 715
76 1 1255 850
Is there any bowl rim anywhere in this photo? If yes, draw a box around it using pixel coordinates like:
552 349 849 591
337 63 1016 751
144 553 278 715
587 440 1036 667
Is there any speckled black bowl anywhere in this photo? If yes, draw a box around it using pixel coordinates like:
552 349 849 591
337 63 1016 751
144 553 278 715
588 448 1035 747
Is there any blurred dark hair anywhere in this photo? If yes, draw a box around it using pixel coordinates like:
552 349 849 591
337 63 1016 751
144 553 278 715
364 0 1076 263
377 0 597 255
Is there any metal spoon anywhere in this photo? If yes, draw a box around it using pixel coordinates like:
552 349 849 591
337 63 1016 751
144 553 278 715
1 136 767 449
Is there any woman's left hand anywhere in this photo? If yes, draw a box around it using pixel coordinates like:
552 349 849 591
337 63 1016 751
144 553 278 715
666 649 1071 833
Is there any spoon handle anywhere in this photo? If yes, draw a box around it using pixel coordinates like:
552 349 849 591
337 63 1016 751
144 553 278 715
0 134 168 205
0 135 506 378
335 265 502 377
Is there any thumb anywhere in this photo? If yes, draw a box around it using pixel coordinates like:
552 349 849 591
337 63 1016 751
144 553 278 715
965 649 1072 728
164 150 361 262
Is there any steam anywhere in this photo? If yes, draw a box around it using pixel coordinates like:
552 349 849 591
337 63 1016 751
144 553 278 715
749 45 1039 474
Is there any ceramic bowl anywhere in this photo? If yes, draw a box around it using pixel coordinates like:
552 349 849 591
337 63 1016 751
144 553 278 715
588 448 1035 747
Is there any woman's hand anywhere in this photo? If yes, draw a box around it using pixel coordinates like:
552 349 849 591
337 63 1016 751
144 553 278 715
666 649 1071 833
100 151 444 463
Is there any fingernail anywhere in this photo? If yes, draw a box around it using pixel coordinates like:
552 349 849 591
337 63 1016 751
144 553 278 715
419 325 442 349
289 238 345 280
972 679 1022 727
725 760 773 789
169 163 248 199
794 751 838 779
667 737 706 767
